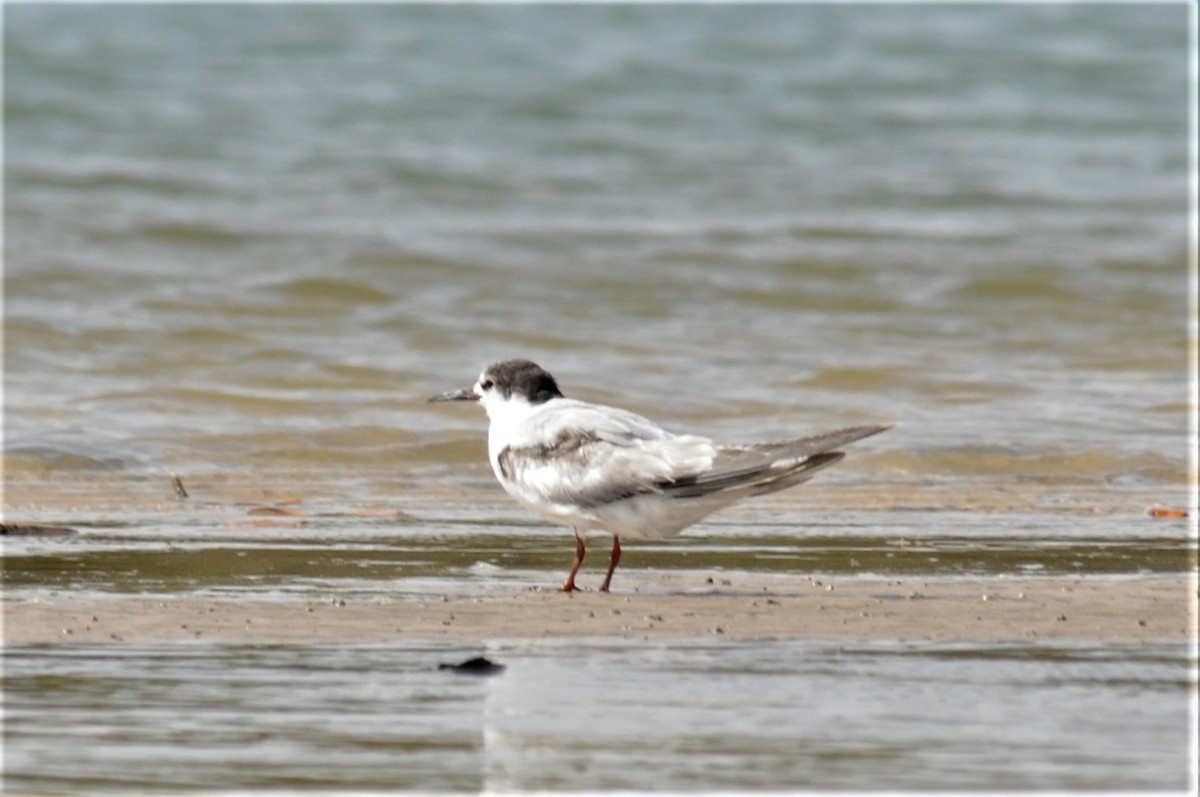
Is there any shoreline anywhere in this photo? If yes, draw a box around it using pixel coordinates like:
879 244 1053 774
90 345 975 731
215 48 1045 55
4 574 1194 646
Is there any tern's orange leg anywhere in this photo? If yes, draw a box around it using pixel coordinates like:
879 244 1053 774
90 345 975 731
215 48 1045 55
599 535 621 593
561 532 586 592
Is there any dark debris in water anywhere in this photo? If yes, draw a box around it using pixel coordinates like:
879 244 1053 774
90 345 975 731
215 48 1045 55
438 656 505 676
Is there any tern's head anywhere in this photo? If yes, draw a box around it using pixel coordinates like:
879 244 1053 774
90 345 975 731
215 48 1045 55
428 359 564 417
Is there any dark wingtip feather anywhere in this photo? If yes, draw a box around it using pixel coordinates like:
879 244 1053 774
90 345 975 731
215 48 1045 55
750 423 892 460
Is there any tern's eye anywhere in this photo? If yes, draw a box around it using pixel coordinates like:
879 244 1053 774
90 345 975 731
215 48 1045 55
480 379 494 391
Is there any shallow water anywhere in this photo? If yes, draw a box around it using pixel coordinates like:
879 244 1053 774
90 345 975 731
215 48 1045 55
1 507 1195 600
2 640 1193 792
2 4 1192 504
3 6 1196 794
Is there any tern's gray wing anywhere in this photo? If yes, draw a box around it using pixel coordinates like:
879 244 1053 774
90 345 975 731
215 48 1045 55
659 424 891 499
497 428 716 509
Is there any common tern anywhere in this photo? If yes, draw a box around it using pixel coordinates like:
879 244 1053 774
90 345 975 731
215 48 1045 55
430 359 890 592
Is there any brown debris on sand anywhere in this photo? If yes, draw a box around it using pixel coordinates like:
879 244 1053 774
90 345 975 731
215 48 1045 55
0 522 78 536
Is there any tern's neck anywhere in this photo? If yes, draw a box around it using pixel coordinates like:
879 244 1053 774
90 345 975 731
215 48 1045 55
484 394 544 437
485 394 552 470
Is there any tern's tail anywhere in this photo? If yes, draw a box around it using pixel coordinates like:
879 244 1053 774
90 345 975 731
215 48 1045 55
660 423 891 500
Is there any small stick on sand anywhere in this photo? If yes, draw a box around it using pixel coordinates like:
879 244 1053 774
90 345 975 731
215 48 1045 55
166 470 188 500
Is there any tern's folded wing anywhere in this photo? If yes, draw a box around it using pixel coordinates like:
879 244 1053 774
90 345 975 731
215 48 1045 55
658 424 891 499
739 424 892 460
497 427 716 509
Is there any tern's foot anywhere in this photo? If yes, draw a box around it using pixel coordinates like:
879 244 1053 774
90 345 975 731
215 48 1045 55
560 582 581 593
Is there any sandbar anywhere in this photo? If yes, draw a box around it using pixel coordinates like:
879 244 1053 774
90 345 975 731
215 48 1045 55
4 573 1193 646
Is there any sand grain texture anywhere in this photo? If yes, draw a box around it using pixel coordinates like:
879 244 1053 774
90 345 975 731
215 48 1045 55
5 574 1193 646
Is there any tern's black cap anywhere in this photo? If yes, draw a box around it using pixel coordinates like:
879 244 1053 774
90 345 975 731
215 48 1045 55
482 359 564 404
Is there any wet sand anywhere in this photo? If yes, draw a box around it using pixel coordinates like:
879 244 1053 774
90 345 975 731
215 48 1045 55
4 573 1193 645
3 472 1195 646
